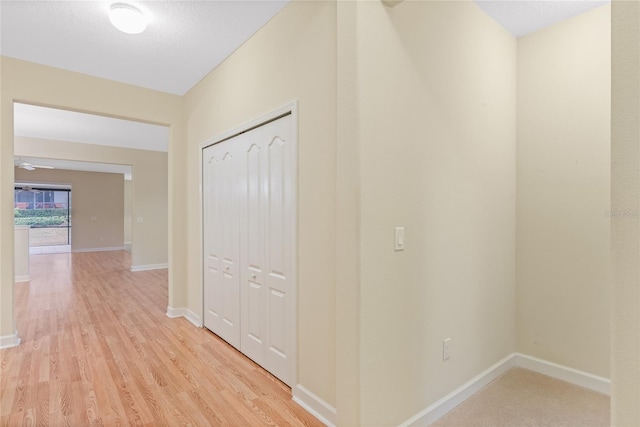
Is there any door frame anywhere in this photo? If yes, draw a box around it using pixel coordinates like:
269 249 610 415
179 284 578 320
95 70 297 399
199 101 299 387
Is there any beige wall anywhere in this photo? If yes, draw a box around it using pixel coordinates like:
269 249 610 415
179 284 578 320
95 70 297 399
15 168 125 251
124 180 132 244
516 5 611 378
611 0 640 424
183 0 337 408
14 226 29 281
0 57 186 341
15 137 167 267
336 2 360 424
354 1 516 424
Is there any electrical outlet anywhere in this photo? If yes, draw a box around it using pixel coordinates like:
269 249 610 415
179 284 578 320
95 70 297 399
443 338 451 361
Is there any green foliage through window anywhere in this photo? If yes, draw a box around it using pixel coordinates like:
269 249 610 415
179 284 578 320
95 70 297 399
14 208 68 218
14 217 67 227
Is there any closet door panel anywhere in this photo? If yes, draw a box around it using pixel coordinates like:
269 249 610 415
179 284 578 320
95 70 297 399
220 149 240 348
240 142 266 364
203 147 223 333
263 117 294 385
203 141 240 350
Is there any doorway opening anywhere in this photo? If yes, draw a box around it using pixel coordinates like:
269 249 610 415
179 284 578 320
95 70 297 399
13 103 168 275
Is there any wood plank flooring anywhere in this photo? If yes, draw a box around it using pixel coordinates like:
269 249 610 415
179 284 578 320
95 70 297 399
1 251 323 426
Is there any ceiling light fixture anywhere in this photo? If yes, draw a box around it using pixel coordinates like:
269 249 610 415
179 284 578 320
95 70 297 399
109 3 147 34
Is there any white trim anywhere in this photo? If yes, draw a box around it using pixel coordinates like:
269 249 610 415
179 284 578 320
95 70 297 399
166 306 203 327
290 103 299 388
124 240 132 245
292 384 337 427
130 263 168 272
400 352 611 426
30 245 71 254
166 306 184 318
15 275 31 283
515 353 610 395
184 310 202 327
198 109 205 330
199 102 298 151
72 246 125 253
0 332 21 349
400 353 516 426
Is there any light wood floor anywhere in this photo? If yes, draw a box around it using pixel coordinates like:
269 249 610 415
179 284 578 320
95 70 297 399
1 251 322 426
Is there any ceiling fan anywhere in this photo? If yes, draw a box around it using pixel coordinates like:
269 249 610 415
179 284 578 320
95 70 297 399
15 160 54 171
17 186 42 194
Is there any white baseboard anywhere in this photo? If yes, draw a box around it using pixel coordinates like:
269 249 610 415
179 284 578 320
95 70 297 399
400 352 611 426
131 263 168 272
515 353 610 395
15 275 31 283
30 245 71 254
73 246 125 253
292 384 337 427
400 353 516 426
0 332 21 349
166 306 182 318
185 309 202 327
166 306 202 327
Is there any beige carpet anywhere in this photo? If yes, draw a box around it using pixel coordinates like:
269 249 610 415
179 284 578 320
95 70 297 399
431 368 610 427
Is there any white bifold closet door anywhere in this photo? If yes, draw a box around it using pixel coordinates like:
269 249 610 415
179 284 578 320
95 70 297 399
203 114 294 386
203 139 241 349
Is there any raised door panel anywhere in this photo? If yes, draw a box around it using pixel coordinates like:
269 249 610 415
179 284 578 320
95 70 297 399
263 116 294 386
239 114 294 386
203 146 223 333
240 142 266 364
203 141 240 350
220 149 240 349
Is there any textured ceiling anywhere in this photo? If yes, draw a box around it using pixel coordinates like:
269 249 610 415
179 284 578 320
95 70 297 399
1 1 289 95
6 0 609 178
474 0 610 38
1 1 608 94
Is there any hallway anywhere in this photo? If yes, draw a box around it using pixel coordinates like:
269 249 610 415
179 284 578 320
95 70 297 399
0 251 321 426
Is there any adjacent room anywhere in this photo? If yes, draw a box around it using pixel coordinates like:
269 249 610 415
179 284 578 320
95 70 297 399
12 103 169 271
1 1 638 426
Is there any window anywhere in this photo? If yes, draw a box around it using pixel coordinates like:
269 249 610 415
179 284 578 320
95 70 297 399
14 187 71 246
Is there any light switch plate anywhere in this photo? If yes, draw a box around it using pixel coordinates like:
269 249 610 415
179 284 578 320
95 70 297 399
395 227 405 251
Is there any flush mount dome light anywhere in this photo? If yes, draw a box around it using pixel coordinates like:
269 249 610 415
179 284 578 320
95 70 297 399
109 3 147 34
